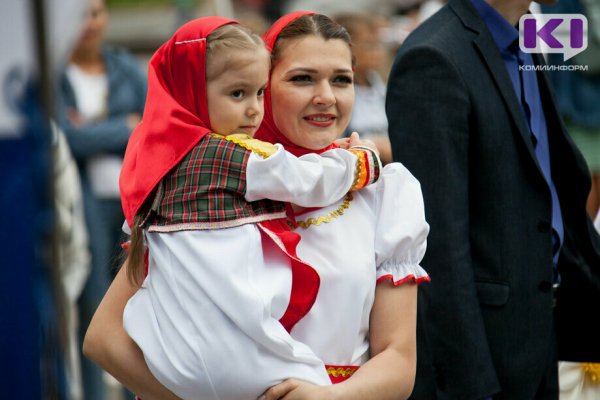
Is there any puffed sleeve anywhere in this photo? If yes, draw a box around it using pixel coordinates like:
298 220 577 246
374 163 430 285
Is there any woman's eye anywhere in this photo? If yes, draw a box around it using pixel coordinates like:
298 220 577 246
290 75 312 83
231 90 244 99
333 75 353 85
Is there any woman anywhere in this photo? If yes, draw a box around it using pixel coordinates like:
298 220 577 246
84 11 428 400
256 12 428 399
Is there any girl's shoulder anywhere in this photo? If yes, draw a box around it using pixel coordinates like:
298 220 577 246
210 133 278 159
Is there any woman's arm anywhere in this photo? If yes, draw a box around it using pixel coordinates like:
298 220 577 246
82 263 181 400
340 280 418 398
263 280 418 400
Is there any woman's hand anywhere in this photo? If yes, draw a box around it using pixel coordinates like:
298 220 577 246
262 379 336 400
83 264 181 400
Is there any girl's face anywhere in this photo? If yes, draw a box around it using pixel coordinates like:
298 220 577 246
270 36 354 150
207 49 270 136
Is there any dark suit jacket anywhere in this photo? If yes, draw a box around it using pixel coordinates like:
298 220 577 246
385 0 600 398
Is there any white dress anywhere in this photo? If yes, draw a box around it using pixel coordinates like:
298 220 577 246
125 146 364 400
291 162 429 366
124 155 429 400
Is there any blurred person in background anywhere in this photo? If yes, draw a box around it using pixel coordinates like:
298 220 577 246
55 0 147 398
540 1 600 397
2 0 90 398
335 12 393 164
52 121 91 400
541 0 600 220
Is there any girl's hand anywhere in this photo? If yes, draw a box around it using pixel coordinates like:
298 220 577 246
347 132 379 155
261 379 336 400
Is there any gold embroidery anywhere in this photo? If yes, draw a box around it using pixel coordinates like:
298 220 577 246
326 367 357 378
583 363 600 383
211 133 278 159
295 193 353 229
348 150 366 191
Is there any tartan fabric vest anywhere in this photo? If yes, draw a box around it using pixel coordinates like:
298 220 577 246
147 135 286 232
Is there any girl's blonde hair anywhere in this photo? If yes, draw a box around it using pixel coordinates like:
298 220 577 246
125 23 268 286
206 23 269 81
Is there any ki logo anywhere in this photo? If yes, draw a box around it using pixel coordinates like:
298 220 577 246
519 14 588 61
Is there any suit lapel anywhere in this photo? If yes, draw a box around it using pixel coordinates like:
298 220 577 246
450 0 539 165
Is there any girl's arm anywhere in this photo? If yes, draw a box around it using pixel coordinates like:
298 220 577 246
241 137 381 207
262 280 418 400
82 263 181 400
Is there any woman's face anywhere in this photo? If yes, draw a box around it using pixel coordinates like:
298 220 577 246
270 36 354 150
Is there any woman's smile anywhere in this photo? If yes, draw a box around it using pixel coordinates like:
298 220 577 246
303 113 337 127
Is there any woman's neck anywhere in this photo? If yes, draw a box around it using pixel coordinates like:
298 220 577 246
70 48 105 74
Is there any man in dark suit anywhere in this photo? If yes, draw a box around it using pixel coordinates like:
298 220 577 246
386 0 600 398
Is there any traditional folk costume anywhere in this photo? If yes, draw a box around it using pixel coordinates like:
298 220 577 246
256 11 431 384
119 17 380 400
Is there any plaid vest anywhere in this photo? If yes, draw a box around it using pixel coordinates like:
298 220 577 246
148 134 286 232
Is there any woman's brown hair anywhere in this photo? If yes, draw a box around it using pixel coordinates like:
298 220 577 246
271 14 353 66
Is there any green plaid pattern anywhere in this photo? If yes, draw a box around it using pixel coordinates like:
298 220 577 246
149 135 286 231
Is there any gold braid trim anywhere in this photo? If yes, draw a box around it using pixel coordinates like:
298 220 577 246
211 133 277 159
295 193 353 229
326 367 357 379
348 150 367 191
583 363 600 383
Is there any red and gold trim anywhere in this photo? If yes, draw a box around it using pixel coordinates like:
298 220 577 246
583 362 600 382
326 365 359 384
348 146 381 191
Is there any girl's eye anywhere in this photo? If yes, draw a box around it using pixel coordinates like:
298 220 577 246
231 90 244 99
257 88 265 97
290 75 312 83
333 75 353 85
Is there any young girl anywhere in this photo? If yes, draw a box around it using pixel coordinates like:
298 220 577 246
118 17 380 400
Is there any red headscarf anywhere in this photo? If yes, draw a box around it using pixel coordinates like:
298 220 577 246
255 11 338 157
120 17 237 227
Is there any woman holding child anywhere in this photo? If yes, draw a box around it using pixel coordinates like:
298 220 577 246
84 11 429 400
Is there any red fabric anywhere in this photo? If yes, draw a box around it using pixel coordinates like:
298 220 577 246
376 274 431 285
119 16 237 227
254 11 338 157
257 221 320 333
325 365 359 384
